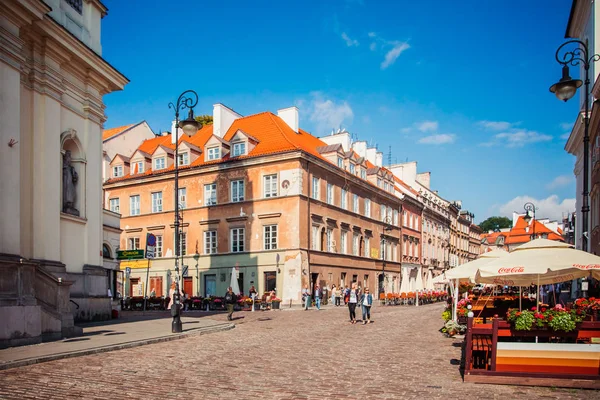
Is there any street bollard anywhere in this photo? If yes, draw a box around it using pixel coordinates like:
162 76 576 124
416 291 419 307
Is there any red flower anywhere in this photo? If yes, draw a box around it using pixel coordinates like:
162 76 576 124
541 307 547 312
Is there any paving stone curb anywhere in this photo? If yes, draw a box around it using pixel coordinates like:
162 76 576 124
0 322 234 371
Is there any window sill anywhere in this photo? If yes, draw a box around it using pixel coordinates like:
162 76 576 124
60 212 87 225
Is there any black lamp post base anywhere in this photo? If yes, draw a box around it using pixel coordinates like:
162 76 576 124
172 316 182 333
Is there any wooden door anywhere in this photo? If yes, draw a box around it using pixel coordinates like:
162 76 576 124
183 277 193 297
149 276 163 297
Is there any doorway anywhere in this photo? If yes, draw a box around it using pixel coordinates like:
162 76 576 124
264 271 276 293
183 277 193 297
378 274 385 294
129 278 140 297
238 272 244 295
149 276 163 297
204 274 216 297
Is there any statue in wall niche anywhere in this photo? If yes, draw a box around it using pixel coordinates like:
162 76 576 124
62 150 79 216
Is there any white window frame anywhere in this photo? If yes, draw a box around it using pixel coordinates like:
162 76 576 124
151 192 163 213
156 235 163 257
178 188 187 209
393 209 399 226
127 237 140 250
365 198 371 218
353 194 359 213
380 204 386 221
365 237 370 257
204 183 217 206
130 195 140 216
154 157 166 170
177 152 189 166
326 183 333 205
231 180 245 202
352 233 359 256
312 177 320 200
337 156 344 168
341 231 348 254
230 228 245 253
360 169 366 180
264 174 278 198
134 161 143 174
349 163 355 174
113 165 123 178
326 228 334 252
264 225 278 250
109 198 120 213
204 230 217 254
174 232 187 256
232 142 246 157
207 147 221 160
341 189 347 210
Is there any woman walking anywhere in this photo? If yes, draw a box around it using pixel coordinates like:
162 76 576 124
335 285 342 306
330 284 336 306
360 287 373 324
348 283 359 324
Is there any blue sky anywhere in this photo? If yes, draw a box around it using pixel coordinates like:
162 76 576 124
101 0 578 224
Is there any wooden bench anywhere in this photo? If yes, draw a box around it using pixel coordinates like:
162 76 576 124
472 335 492 370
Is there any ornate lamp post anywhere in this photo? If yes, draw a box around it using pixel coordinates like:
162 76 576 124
550 40 600 252
168 90 201 333
523 202 536 240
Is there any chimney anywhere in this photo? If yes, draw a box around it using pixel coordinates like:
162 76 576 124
213 103 242 138
352 141 367 158
171 120 179 145
375 151 383 167
320 130 352 152
277 106 299 133
366 147 377 165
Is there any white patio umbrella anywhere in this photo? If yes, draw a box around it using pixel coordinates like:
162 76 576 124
230 266 241 295
399 269 411 294
414 267 425 291
445 248 508 282
475 238 600 286
431 273 448 285
425 269 434 290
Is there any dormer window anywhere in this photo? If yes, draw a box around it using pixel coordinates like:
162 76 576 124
177 152 189 166
113 165 123 178
232 142 246 157
154 157 165 170
207 147 221 160
349 163 355 174
360 169 366 180
384 182 389 191
337 157 344 168
377 178 382 188
133 161 143 174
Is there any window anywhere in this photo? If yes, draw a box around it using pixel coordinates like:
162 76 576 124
341 189 347 209
349 163 355 174
352 194 359 213
127 237 140 250
360 169 366 180
380 240 385 260
207 147 221 160
365 237 370 257
377 178 382 188
154 157 165 170
326 228 334 252
151 192 163 213
66 0 83 14
178 188 187 209
312 226 320 250
156 235 163 257
113 165 123 178
109 198 120 213
130 195 140 216
337 156 344 168
387 206 393 220
352 233 359 256
365 199 371 218
174 232 187 256
264 174 278 198
326 183 333 205
204 183 217 206
380 204 386 221
393 209 399 226
102 244 111 259
384 182 389 192
312 177 320 200
133 161 143 174
231 228 245 252
403 211 408 226
264 225 278 250
232 142 246 156
177 152 189 166
341 231 348 254
231 180 244 202
204 231 217 254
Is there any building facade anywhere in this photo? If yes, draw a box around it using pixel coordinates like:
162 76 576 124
0 0 127 347
102 121 155 183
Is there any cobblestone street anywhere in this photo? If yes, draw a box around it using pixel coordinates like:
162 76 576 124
0 304 597 400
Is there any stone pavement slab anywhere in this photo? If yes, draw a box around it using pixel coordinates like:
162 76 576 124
0 314 233 370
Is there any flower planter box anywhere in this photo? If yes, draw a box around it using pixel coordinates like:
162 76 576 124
271 301 281 310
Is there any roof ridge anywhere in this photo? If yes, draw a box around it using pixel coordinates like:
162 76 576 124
267 112 298 150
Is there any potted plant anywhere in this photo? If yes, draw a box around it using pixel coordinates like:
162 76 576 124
271 296 282 310
443 320 466 337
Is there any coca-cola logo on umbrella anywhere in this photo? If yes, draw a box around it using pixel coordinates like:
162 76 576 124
573 264 600 270
497 267 525 274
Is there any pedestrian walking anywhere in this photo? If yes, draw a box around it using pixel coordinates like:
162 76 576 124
224 286 237 321
335 285 342 306
360 287 373 324
315 285 321 310
302 285 310 310
348 283 359 324
331 284 337 305
344 285 350 305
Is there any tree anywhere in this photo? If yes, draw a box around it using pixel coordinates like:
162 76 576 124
479 216 512 233
195 115 213 126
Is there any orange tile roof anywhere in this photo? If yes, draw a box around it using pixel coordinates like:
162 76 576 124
102 123 136 141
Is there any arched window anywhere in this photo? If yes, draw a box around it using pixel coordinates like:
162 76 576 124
103 243 112 259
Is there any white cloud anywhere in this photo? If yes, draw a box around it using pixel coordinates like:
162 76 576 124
381 41 410 69
341 32 359 47
497 195 575 221
369 42 377 51
307 93 354 134
560 122 572 130
478 120 513 131
546 175 574 190
494 129 552 147
560 132 571 140
417 134 455 145
416 120 438 132
368 32 377 38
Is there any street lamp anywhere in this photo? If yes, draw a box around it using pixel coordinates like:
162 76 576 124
551 40 600 252
523 202 536 240
168 90 201 333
